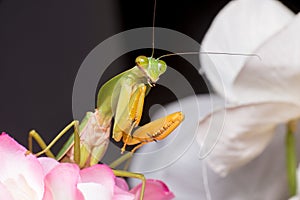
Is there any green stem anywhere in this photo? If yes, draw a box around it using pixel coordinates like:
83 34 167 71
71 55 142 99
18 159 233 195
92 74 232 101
109 152 133 169
286 120 298 197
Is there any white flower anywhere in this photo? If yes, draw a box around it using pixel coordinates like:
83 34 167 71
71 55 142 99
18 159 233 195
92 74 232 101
200 0 294 102
198 0 300 176
128 0 300 198
129 95 298 199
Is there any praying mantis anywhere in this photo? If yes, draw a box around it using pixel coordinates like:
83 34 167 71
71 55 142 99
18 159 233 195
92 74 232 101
28 54 184 164
28 54 184 167
28 56 184 200
28 38 184 200
25 0 186 199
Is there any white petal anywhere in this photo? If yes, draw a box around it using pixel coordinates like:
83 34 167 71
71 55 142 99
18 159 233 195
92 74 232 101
197 102 300 176
129 95 222 199
293 164 300 198
234 13 300 105
77 183 112 200
129 95 299 199
200 0 294 101
127 94 223 172
0 182 13 200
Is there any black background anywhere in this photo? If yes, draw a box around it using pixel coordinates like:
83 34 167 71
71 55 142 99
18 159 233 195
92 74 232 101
0 0 299 154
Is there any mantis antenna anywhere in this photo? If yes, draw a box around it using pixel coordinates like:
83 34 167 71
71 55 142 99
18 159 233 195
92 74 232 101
149 0 261 61
151 0 157 58
157 51 262 60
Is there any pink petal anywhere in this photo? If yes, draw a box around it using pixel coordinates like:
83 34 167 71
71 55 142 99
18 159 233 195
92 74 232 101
43 163 84 200
38 157 59 175
0 133 44 199
80 165 134 199
197 102 300 176
130 179 175 200
0 132 27 153
115 177 129 191
80 164 115 193
113 178 135 200
113 186 135 200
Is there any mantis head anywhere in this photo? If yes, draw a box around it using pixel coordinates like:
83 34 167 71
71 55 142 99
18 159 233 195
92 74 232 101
135 55 167 85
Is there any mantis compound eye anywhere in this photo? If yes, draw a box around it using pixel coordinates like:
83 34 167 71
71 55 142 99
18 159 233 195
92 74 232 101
135 55 149 68
158 59 167 74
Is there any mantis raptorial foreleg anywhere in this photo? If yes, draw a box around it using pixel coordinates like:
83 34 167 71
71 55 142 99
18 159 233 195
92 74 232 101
28 120 80 164
113 81 147 142
111 79 184 154
113 83 148 152
123 111 184 153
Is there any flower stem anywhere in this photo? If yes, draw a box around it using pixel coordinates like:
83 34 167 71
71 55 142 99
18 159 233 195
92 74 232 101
286 120 297 197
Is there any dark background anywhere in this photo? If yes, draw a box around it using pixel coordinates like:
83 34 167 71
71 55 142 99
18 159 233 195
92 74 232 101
0 0 299 154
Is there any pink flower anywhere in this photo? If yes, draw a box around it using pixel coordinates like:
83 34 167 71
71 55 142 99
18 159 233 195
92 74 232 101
129 179 175 200
0 132 174 200
0 132 44 200
41 160 135 200
115 177 174 200
0 133 134 199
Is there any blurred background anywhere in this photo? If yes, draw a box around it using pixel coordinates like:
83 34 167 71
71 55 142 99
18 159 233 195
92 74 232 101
0 0 300 154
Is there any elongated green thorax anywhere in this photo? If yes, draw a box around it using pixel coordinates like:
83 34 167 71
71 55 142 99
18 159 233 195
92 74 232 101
96 56 167 123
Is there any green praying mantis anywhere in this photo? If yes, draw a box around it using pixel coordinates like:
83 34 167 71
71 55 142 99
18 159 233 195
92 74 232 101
28 55 184 199
25 0 186 199
28 54 184 167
